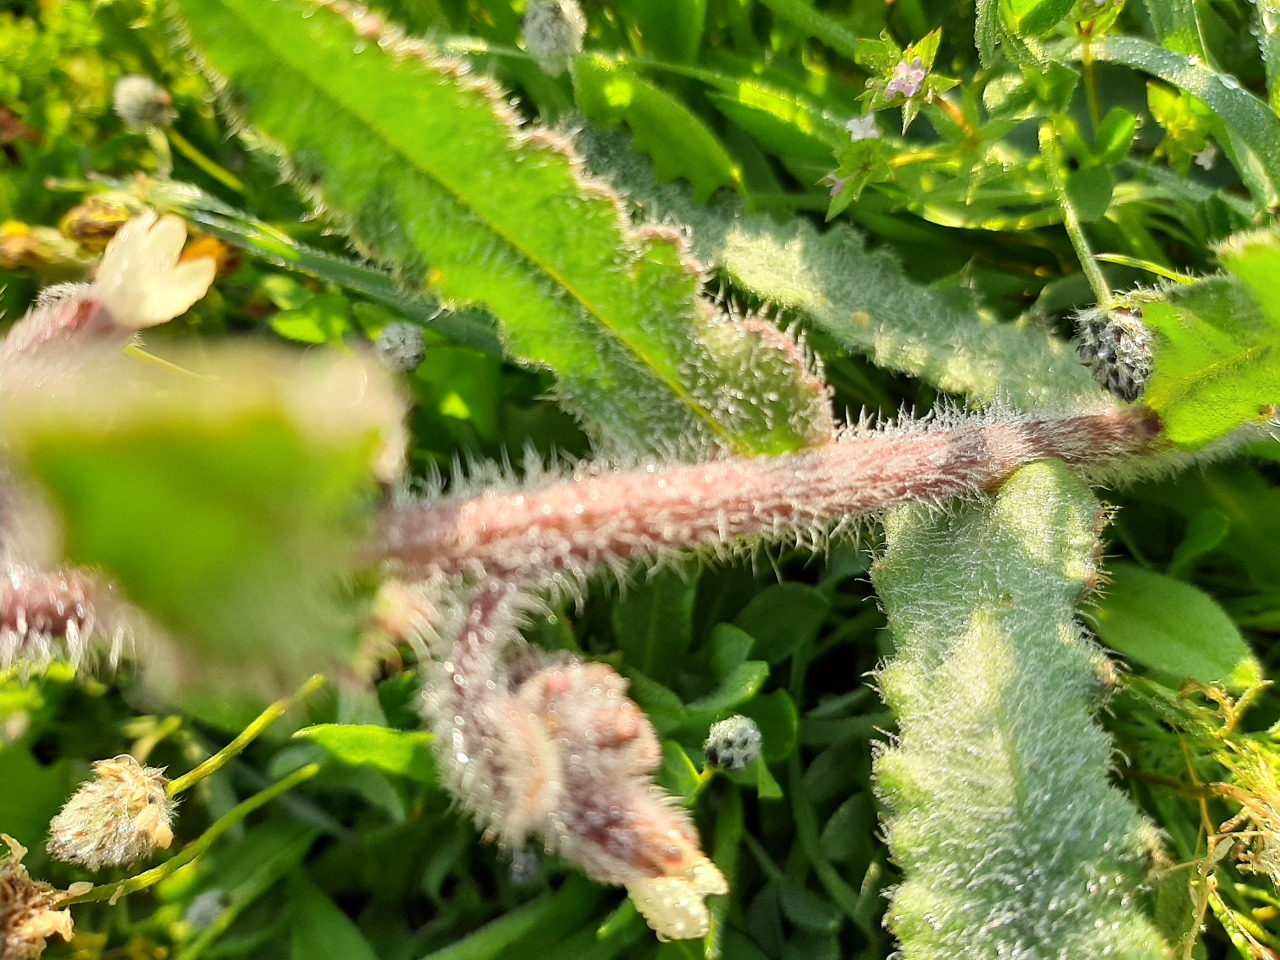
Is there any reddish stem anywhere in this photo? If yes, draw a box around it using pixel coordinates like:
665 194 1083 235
378 408 1160 585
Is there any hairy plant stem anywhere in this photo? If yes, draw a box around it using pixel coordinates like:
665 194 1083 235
378 408 1159 585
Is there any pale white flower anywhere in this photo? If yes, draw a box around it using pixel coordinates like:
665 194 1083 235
94 210 216 331
844 115 880 142
1194 142 1218 171
625 857 728 941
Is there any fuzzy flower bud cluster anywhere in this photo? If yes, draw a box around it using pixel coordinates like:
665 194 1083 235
418 584 726 940
46 755 175 871
374 322 427 373
1 835 74 960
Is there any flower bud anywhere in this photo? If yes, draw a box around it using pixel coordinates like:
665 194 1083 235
1 834 74 960
112 75 177 131
46 755 175 871
703 715 762 772
374 322 427 373
523 0 586 75
1073 306 1153 402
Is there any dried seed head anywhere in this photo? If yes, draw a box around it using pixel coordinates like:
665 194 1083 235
523 0 587 75
704 715 762 772
46 755 175 871
1 834 75 960
374 322 427 373
112 75 176 131
1073 306 1153 402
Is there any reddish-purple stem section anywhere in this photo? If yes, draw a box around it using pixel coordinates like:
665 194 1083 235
378 409 1159 584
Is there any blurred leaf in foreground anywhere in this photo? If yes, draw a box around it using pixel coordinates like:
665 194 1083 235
2 346 403 690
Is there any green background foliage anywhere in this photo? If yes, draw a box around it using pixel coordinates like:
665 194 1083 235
2 0 1279 958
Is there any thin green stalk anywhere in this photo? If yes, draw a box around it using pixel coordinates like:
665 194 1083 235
787 637 866 923
168 128 246 193
65 764 321 905
1040 118 1112 308
167 674 326 796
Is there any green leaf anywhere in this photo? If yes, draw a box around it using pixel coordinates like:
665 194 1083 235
1136 229 1280 448
976 0 1039 66
732 583 830 664
659 740 702 799
420 877 607 960
1004 0 1075 36
621 671 687 734
270 291 351 345
2 347 393 688
1064 165 1115 222
1166 509 1230 578
295 724 436 782
289 872 380 960
684 660 769 714
620 0 706 64
708 623 755 680
738 690 799 762
171 0 828 457
571 55 740 202
755 760 784 799
612 567 697 685
1094 107 1137 164
1086 35 1280 205
577 126 1106 409
705 77 845 164
778 879 841 934
819 794 875 864
1089 564 1262 689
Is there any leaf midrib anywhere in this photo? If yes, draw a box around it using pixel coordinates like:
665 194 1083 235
218 0 738 449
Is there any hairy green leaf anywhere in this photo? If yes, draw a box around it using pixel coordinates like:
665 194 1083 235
170 0 828 457
1135 229 1280 448
577 127 1105 409
872 462 1168 958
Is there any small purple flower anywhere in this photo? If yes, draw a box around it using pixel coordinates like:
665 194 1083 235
822 173 851 198
886 56 927 98
844 115 880 142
